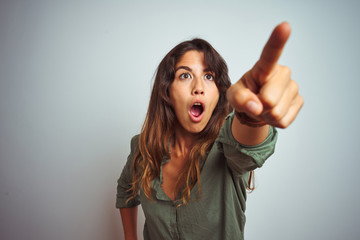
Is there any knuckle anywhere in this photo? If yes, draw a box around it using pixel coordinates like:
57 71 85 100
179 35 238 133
277 118 290 129
261 93 278 108
291 80 299 93
277 121 288 129
285 66 292 77
299 95 304 107
270 107 284 122
279 65 291 77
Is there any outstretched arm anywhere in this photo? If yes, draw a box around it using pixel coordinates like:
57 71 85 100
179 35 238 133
227 22 303 146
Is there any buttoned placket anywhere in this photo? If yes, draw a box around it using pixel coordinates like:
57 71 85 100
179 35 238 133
151 140 206 240
149 143 181 239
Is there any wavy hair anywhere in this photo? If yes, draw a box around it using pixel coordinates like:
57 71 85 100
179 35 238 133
127 38 253 207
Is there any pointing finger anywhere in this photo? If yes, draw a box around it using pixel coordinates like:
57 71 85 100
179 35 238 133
255 22 291 77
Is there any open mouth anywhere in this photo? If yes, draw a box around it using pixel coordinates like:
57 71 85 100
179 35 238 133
190 102 204 117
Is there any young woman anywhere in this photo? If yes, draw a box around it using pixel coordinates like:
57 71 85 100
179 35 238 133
116 22 303 240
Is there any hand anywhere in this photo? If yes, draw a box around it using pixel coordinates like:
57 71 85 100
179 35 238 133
227 22 304 129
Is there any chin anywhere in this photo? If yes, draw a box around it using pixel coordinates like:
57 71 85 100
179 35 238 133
187 124 206 134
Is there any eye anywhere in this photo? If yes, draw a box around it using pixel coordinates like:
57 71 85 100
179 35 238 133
179 72 191 79
204 73 215 81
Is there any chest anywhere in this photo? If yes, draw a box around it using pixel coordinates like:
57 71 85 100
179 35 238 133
138 149 247 240
161 157 186 201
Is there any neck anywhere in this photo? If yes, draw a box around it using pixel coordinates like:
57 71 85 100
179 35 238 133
171 123 199 159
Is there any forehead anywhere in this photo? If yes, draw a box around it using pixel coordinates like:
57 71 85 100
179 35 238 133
175 50 206 68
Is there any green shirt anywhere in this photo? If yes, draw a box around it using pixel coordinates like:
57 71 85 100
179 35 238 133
116 112 278 240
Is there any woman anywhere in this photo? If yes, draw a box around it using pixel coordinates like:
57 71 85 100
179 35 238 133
116 22 303 240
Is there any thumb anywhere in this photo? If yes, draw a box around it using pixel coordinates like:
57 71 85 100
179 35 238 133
227 81 263 117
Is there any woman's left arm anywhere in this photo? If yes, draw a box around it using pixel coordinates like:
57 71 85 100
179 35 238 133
227 22 304 146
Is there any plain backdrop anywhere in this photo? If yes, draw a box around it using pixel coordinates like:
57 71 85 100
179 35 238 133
1 0 360 239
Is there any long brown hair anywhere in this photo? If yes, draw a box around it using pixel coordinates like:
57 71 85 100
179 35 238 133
127 38 252 206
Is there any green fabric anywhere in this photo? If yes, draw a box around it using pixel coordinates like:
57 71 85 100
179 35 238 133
116 111 278 240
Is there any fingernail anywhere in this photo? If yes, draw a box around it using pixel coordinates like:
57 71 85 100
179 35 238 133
246 100 260 114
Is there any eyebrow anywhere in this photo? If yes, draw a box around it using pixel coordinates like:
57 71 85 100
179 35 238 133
175 66 192 72
175 66 213 73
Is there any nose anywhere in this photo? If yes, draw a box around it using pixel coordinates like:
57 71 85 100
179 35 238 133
192 88 204 95
192 78 204 95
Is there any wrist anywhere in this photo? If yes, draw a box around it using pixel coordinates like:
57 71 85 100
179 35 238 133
234 111 267 128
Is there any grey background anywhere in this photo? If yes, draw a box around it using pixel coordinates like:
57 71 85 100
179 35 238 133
1 0 359 239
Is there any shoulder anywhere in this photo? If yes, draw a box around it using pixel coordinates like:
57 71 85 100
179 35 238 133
130 134 140 148
127 134 140 158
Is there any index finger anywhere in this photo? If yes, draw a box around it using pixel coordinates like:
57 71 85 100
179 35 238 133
256 22 291 75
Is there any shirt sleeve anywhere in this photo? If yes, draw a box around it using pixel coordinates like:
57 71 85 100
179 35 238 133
116 135 141 208
215 111 278 177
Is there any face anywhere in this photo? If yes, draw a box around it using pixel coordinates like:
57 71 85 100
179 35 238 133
169 50 220 134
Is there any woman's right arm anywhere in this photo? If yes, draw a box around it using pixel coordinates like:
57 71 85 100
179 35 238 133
117 135 141 239
120 206 138 240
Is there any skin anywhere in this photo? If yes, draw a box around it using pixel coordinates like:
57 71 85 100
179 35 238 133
120 206 138 240
120 22 304 240
228 22 304 145
169 50 219 145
